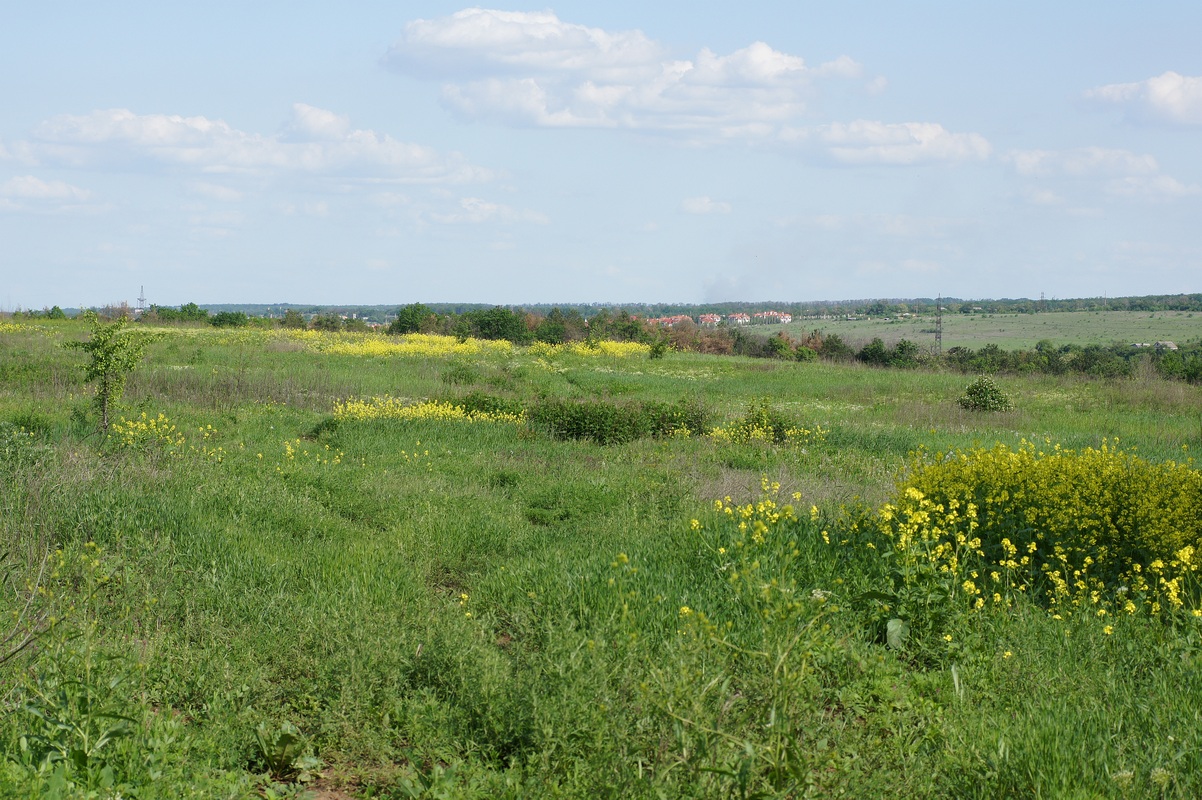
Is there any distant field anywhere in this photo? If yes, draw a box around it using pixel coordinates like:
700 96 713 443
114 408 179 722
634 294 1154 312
769 309 1201 350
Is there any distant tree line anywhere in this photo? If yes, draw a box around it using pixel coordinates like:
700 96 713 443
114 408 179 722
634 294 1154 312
107 292 1202 326
7 306 68 320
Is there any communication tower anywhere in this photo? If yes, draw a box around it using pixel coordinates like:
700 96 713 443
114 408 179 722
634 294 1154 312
137 286 147 315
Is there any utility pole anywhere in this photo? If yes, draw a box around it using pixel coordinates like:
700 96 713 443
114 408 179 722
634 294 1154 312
935 294 943 357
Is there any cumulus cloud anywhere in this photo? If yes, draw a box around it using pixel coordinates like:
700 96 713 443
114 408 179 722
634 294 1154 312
385 8 663 81
21 105 491 183
281 103 352 141
681 196 731 214
383 10 990 164
386 9 879 138
1086 71 1202 125
429 196 549 224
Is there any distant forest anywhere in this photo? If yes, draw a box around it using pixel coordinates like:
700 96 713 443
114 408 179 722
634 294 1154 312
132 292 1202 324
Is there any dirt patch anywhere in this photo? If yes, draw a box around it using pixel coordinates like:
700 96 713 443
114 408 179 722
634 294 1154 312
304 783 359 800
695 466 882 510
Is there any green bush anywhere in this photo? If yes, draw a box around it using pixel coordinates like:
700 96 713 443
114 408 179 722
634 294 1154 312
455 391 525 419
528 398 708 444
958 376 1012 411
208 311 249 328
710 400 825 446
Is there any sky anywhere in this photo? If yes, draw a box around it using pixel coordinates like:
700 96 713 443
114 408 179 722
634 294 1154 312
2 2 1201 308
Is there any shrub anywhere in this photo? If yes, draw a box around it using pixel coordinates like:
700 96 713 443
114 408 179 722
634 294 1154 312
709 400 826 447
309 313 343 332
816 333 856 362
456 391 526 419
958 376 1012 411
209 311 249 328
528 398 708 444
877 441 1202 621
858 337 891 366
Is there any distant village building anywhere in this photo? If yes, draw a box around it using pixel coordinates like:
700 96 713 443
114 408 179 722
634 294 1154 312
698 314 722 326
647 315 693 327
752 311 792 324
727 313 750 325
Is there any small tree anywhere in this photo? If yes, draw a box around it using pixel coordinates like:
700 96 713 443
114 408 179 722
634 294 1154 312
309 313 343 332
279 309 306 329
388 303 434 335
958 376 1013 412
64 312 159 433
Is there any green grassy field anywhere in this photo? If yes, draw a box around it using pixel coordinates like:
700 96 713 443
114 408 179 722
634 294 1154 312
768 308 1202 350
2 319 1201 798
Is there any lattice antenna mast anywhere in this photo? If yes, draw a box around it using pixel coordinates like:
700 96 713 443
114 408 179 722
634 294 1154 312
934 294 943 357
137 285 147 314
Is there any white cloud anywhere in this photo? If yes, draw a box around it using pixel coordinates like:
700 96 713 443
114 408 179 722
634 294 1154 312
681 195 731 214
784 121 991 164
1086 71 1202 126
386 8 663 81
1106 174 1201 200
388 9 867 137
1008 146 1198 203
384 10 992 165
1 175 91 200
22 106 491 184
429 196 549 224
282 103 352 141
1009 147 1158 177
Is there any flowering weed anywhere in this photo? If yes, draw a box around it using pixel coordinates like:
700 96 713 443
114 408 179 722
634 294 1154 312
878 440 1202 621
334 396 525 425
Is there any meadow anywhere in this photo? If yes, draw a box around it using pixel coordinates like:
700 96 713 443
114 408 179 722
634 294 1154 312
770 308 1201 351
2 318 1201 798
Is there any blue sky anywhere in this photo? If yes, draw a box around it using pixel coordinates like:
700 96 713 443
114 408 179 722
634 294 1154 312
2 2 1200 308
